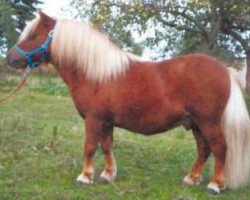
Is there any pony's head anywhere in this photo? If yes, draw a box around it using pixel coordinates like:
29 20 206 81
7 11 56 69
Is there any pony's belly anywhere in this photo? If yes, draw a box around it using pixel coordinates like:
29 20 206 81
114 117 179 135
114 111 191 135
115 123 171 135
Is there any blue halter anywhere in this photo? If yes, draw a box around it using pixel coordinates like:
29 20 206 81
14 30 54 68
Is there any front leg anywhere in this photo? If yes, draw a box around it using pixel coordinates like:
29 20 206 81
99 125 117 183
76 115 102 185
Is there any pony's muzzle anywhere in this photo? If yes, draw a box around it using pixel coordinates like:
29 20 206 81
6 48 27 69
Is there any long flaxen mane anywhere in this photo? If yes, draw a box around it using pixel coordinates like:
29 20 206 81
51 18 140 82
19 15 140 82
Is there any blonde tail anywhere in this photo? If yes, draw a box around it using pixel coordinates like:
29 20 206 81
222 68 250 188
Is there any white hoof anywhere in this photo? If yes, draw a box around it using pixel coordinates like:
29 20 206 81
76 173 93 185
99 169 117 183
183 175 202 185
207 182 220 195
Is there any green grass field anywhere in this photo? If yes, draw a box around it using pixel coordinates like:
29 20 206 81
0 74 250 200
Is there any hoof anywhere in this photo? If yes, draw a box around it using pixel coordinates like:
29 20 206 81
75 174 93 186
207 188 220 195
207 182 220 195
182 175 202 186
98 170 116 184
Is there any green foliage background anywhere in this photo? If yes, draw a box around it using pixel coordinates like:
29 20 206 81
0 0 41 54
69 0 250 61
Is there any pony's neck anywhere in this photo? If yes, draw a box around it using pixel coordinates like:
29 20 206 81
52 62 85 88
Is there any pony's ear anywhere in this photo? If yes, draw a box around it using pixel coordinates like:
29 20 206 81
38 10 53 26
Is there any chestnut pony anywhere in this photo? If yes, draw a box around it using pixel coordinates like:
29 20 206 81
7 12 250 195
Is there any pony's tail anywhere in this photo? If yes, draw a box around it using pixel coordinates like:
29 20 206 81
222 68 250 189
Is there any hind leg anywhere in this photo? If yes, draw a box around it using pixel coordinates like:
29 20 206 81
201 124 227 195
183 124 210 185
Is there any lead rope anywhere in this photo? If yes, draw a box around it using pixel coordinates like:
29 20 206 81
0 67 31 104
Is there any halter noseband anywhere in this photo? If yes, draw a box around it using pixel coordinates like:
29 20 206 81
14 30 54 68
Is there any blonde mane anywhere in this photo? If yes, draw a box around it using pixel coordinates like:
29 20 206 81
51 19 137 82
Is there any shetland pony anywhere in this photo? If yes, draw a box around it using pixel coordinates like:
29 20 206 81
6 11 250 195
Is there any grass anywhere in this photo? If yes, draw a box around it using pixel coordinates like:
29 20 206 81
1 73 250 200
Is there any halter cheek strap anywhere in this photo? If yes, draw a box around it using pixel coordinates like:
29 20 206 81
14 30 54 68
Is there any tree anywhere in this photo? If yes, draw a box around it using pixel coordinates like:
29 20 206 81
219 0 250 91
0 0 42 54
69 0 250 91
163 0 250 89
